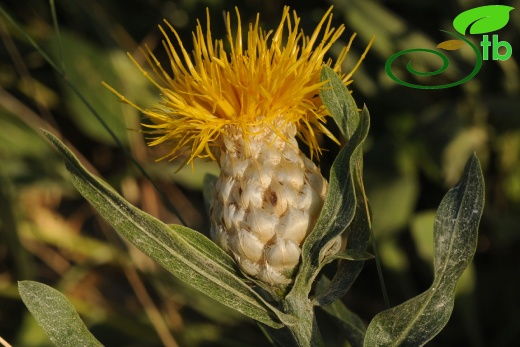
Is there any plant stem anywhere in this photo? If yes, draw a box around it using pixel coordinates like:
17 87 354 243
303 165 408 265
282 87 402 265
284 291 324 346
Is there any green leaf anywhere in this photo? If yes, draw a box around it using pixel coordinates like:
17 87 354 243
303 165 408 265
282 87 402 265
364 154 485 346
317 277 367 347
203 173 218 217
320 65 360 140
18 281 104 347
291 101 370 297
259 324 300 347
313 108 372 307
41 130 284 328
453 5 515 35
322 301 366 347
324 249 374 262
167 224 238 275
432 155 484 278
280 88 366 344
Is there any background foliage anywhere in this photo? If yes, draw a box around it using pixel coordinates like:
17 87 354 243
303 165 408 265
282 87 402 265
0 0 518 346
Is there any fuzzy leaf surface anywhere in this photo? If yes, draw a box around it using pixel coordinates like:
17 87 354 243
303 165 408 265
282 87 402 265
42 130 283 328
316 277 366 347
364 154 485 346
19 281 104 347
167 224 239 275
313 107 372 307
292 91 369 296
320 65 360 140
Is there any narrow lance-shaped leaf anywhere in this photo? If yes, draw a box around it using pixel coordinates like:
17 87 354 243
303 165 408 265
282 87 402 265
313 123 372 306
320 65 360 140
167 224 238 275
316 276 367 347
19 281 104 347
41 129 284 328
299 68 371 306
291 93 370 296
364 154 485 347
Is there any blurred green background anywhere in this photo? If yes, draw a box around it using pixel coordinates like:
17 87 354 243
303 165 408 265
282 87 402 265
1 0 519 346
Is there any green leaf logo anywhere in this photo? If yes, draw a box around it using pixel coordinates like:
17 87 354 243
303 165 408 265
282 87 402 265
453 5 514 35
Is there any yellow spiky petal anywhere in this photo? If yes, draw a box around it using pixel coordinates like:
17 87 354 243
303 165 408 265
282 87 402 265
106 6 367 163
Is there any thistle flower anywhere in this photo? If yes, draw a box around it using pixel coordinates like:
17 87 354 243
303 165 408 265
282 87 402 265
106 6 368 285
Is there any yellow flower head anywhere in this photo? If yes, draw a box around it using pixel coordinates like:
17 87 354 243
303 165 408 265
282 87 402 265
106 6 368 164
